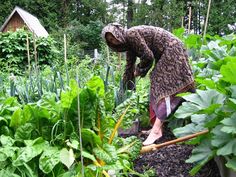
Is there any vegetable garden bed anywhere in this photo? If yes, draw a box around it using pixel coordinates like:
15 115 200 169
1 29 236 176
133 124 221 177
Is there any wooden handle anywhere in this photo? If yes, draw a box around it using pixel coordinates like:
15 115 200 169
140 129 209 154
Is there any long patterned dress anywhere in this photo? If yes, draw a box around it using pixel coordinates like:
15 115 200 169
102 24 195 123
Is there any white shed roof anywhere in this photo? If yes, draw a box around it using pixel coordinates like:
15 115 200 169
0 6 49 37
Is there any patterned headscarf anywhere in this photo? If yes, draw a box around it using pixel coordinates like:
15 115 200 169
102 23 127 52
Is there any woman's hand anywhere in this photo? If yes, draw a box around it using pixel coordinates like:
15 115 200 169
134 70 140 77
134 67 140 77
134 61 152 78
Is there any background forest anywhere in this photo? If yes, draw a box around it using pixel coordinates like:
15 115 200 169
1 0 236 52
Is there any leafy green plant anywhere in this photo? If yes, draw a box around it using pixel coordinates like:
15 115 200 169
0 76 143 176
0 29 59 74
171 33 236 175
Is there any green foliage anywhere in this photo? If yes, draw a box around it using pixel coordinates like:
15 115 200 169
0 75 143 176
110 0 236 35
72 0 108 25
221 60 236 84
207 0 236 35
172 33 236 174
0 29 59 74
186 140 215 176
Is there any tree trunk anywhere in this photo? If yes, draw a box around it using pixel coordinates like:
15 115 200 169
62 0 69 27
127 0 134 28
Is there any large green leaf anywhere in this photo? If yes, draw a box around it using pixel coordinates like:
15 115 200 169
229 86 236 98
86 76 105 97
1 97 20 115
61 80 79 109
183 89 225 109
39 146 60 174
31 105 50 120
0 149 8 162
216 139 236 156
212 116 236 156
184 34 201 49
10 109 23 128
81 151 96 162
0 147 18 161
175 89 225 119
117 136 142 161
173 123 206 138
173 28 184 40
9 105 31 128
202 40 228 61
226 157 236 171
213 56 236 71
0 169 20 177
220 61 236 84
22 163 37 177
59 148 75 169
0 135 15 147
174 102 200 118
81 129 102 147
13 137 46 166
79 89 97 129
195 78 216 89
22 105 33 123
191 114 208 124
36 94 61 122
212 125 232 147
186 140 215 175
93 143 117 164
14 123 35 141
220 113 236 134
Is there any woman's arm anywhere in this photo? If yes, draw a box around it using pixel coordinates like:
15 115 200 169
126 29 154 77
122 51 136 90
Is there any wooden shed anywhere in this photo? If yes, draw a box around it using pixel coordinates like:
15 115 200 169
0 6 48 37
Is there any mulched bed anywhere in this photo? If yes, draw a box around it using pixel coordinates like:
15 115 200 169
131 123 221 177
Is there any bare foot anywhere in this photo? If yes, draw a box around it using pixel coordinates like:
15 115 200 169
142 118 163 146
142 128 162 146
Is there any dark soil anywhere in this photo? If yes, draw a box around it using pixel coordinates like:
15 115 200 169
132 124 221 177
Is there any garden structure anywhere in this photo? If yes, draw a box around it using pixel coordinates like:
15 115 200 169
0 6 48 37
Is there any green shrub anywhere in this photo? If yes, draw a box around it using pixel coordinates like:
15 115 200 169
171 33 236 175
0 29 59 74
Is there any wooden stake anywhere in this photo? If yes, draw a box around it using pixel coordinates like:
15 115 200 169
203 0 212 38
76 67 84 177
33 33 38 74
26 34 31 74
188 5 192 34
64 34 69 86
140 129 209 154
64 34 67 64
181 16 184 28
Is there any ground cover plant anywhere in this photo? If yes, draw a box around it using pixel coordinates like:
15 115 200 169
171 30 236 175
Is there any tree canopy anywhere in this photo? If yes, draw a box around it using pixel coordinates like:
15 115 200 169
0 0 235 50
